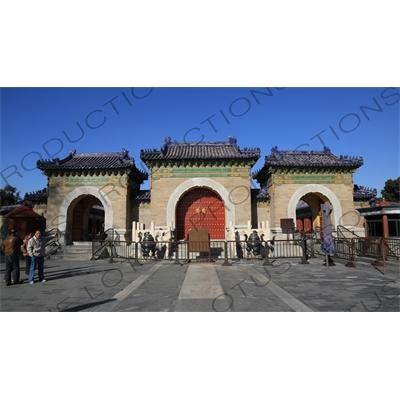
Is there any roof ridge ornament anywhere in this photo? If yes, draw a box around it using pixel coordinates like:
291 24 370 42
228 136 241 154
121 148 129 158
228 136 237 146
354 184 377 195
161 136 171 155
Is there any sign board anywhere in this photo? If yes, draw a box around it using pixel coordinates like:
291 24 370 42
280 218 295 233
188 228 210 253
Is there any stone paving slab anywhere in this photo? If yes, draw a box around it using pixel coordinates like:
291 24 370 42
1 255 399 312
174 298 231 312
94 264 163 312
1 258 143 312
110 263 188 312
254 257 400 312
213 263 295 312
178 264 224 300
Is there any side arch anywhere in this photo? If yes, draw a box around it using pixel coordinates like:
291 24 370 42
58 187 114 233
287 184 342 228
166 178 235 228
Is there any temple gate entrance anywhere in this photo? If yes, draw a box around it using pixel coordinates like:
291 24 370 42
176 188 225 240
296 193 329 234
68 195 105 241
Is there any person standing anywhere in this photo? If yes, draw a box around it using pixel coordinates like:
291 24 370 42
1 230 24 286
27 230 58 284
21 233 33 275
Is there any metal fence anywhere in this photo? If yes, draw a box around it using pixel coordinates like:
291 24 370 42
91 238 312 265
334 237 400 275
335 237 400 260
386 238 400 259
43 228 63 258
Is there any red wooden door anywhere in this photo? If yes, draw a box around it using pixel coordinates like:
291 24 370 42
296 218 303 232
304 217 312 232
176 188 225 240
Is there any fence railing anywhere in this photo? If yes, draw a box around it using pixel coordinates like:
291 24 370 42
91 238 313 265
336 224 361 239
43 228 63 258
386 238 400 259
334 237 400 275
335 237 400 260
91 236 399 274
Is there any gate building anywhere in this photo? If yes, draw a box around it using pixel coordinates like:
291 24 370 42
33 137 375 243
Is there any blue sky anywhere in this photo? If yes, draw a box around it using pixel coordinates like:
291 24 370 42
1 87 399 197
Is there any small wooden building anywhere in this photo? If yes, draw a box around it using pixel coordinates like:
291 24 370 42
4 205 45 237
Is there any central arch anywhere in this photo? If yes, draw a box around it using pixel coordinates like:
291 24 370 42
176 187 225 239
166 178 235 235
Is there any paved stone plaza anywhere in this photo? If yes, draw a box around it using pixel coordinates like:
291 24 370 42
1 255 399 312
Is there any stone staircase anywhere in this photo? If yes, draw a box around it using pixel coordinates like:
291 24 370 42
48 242 94 260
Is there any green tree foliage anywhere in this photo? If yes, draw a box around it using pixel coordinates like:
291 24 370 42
381 177 400 202
0 185 22 206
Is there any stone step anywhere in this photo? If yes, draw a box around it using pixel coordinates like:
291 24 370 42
47 242 94 260
49 251 93 260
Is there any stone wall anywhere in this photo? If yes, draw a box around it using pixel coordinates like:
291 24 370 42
270 180 363 236
152 176 251 226
46 173 131 233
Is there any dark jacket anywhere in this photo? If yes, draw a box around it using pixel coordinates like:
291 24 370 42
1 233 23 256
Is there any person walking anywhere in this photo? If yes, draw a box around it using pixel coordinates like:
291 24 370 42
1 230 24 286
27 230 58 284
21 233 33 275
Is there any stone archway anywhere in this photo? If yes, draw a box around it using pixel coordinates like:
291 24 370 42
287 184 342 228
166 178 235 232
58 187 113 234
69 196 105 241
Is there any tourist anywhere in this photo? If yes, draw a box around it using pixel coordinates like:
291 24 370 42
21 233 33 275
1 230 24 286
27 230 58 284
